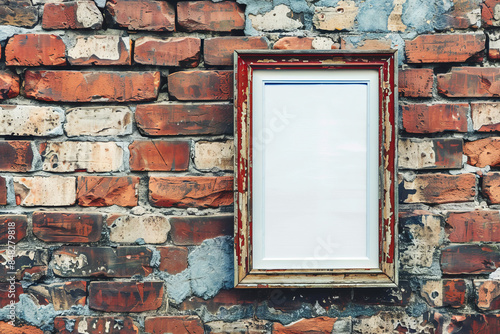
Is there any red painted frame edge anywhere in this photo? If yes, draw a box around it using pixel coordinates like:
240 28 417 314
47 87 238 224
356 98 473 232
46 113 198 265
234 50 398 288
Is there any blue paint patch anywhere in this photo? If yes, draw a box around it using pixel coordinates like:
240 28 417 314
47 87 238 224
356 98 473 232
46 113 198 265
237 0 313 35
356 0 393 32
164 236 234 304
402 0 450 33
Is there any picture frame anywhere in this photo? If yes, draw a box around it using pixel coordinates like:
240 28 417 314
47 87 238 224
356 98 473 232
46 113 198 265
234 50 398 288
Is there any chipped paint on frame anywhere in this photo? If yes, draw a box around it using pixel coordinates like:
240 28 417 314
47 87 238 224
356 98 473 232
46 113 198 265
234 50 398 288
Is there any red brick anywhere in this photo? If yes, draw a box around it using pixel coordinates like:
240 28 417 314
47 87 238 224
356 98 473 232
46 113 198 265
89 281 163 312
0 322 43 334
274 37 314 50
483 0 500 27
444 0 482 29
0 1 38 28
471 102 500 131
0 177 5 206
28 281 86 310
475 280 500 310
398 138 463 170
145 316 204 334
170 215 233 245
129 140 190 171
465 138 500 167
0 141 33 172
135 103 233 136
438 67 500 97
32 211 102 243
443 279 467 307
0 215 27 244
67 36 131 66
24 70 160 102
399 173 476 204
77 176 139 207
402 104 468 133
441 244 500 274
448 314 500 334
405 34 485 63
5 34 66 66
482 172 500 204
0 282 23 307
177 1 245 32
205 37 269 66
168 71 233 101
51 246 153 277
42 1 103 30
135 37 200 67
273 317 336 334
0 249 48 281
0 71 20 100
106 0 175 31
149 176 233 208
54 317 139 334
157 246 188 274
447 210 500 243
398 68 433 98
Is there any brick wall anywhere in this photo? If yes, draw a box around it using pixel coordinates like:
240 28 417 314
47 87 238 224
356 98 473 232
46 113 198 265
1 0 500 333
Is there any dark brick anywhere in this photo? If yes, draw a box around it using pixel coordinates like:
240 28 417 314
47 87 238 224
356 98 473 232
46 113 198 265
0 1 37 28
0 141 33 172
441 244 500 274
51 246 153 277
0 249 48 281
135 103 233 136
157 246 188 274
0 215 27 244
170 215 233 245
0 282 23 307
28 281 86 311
32 211 103 243
89 281 163 312
0 177 5 206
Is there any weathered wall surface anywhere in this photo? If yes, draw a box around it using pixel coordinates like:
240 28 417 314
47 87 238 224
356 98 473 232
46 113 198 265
0 0 500 333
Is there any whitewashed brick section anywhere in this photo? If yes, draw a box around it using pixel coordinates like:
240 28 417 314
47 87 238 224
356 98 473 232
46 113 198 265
13 176 76 206
313 1 359 31
65 106 132 136
0 105 63 136
108 214 171 244
194 140 234 171
249 5 303 31
42 142 124 172
67 35 131 65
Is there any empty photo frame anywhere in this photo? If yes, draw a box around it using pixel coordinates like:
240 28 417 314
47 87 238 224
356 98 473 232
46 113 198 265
234 50 398 288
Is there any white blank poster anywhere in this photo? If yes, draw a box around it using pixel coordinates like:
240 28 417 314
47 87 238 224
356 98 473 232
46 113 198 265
252 69 379 269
